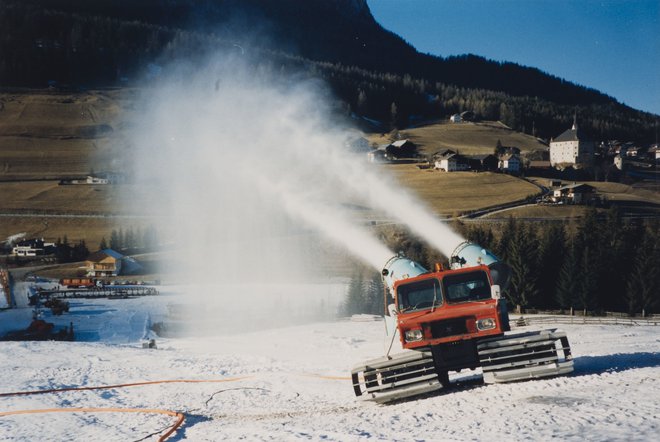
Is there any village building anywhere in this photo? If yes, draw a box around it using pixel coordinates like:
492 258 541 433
466 154 498 171
85 249 142 277
649 144 660 162
498 153 521 173
625 146 646 158
549 119 594 168
387 139 417 158
614 154 625 170
431 149 456 160
551 183 594 204
434 152 470 172
11 238 56 257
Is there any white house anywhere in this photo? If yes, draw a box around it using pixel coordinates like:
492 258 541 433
552 183 594 204
649 145 660 161
498 153 521 173
12 238 56 257
549 120 594 168
614 154 625 170
86 175 109 184
434 153 469 171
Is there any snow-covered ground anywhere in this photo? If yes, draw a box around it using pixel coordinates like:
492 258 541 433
1 286 659 441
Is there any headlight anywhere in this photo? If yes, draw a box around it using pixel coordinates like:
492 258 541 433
404 329 423 342
477 318 496 331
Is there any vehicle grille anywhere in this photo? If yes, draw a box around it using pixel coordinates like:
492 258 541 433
429 317 469 339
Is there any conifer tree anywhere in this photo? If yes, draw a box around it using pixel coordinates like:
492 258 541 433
537 223 566 309
624 235 659 316
576 246 599 314
506 224 539 310
343 272 365 316
110 229 120 250
555 243 578 311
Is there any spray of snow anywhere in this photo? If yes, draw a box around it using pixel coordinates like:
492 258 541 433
126 51 465 333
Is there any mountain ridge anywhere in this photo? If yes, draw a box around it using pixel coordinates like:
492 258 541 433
0 0 657 142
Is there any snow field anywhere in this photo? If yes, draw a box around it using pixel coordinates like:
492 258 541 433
1 293 659 440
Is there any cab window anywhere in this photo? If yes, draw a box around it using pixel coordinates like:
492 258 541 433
443 271 491 303
397 279 442 312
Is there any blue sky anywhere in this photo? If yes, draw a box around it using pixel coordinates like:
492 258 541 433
367 0 659 115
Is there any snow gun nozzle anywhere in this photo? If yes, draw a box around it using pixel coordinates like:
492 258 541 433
449 241 511 289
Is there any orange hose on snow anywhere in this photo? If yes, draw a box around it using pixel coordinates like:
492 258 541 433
0 377 250 441
0 376 251 397
0 407 184 442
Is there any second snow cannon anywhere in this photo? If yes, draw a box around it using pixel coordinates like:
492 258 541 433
449 240 510 289
351 243 573 403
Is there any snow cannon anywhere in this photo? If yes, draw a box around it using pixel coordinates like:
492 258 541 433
449 241 510 289
351 239 572 403
381 254 428 295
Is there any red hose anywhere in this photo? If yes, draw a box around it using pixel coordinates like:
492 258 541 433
0 407 184 442
0 377 250 440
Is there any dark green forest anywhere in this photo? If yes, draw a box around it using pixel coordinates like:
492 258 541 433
344 211 660 317
1 0 658 143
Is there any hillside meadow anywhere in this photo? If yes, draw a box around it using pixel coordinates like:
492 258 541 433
383 166 539 216
0 89 134 179
1 89 658 252
370 120 549 157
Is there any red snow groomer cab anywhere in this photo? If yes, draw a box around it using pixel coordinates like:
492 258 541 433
351 241 574 403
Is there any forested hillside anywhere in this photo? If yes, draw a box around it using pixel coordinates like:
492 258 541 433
1 0 657 142
373 210 660 316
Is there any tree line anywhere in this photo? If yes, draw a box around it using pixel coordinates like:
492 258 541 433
343 210 659 317
462 211 659 316
99 225 159 253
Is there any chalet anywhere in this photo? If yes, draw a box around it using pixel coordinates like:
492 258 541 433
12 238 56 257
435 152 470 172
494 140 521 156
431 149 457 160
85 249 142 277
498 153 521 173
552 183 594 204
387 139 417 158
549 119 594 168
466 154 498 171
625 146 645 158
649 145 660 162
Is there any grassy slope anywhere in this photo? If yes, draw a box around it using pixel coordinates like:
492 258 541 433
0 181 161 214
383 165 539 216
0 89 133 179
0 90 657 250
0 89 151 247
370 120 549 157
